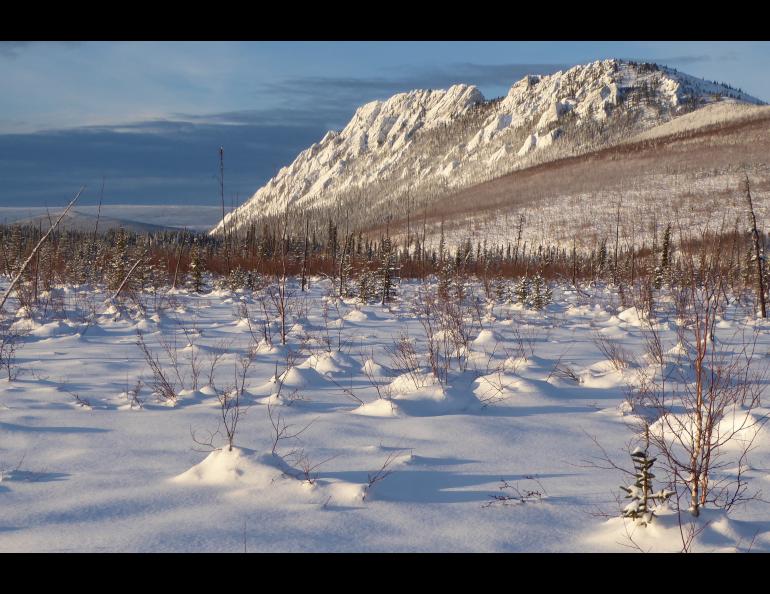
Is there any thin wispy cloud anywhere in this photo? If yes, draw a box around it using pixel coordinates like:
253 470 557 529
0 42 31 59
0 41 82 59
628 53 740 65
262 62 568 102
0 117 328 206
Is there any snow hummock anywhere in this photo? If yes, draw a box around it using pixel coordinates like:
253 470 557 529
172 447 281 487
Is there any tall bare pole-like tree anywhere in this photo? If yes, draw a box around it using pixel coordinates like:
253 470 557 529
0 187 83 311
745 175 766 318
220 146 230 275
301 216 309 292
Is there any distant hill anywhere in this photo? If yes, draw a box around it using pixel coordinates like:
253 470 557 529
0 205 230 233
7 210 175 233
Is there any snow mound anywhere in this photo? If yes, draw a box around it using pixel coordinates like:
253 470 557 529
299 350 357 375
276 366 323 388
389 371 441 395
617 306 646 327
583 506 763 553
666 341 690 357
352 398 398 417
324 481 367 505
473 373 518 402
171 448 282 487
29 320 71 338
361 358 390 378
472 329 502 351
344 309 369 322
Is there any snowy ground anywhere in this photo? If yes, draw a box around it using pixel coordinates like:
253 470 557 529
2 278 770 552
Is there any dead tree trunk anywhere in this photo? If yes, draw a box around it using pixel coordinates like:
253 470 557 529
172 230 186 290
745 176 766 318
219 146 230 275
301 217 309 292
112 249 149 301
0 188 83 311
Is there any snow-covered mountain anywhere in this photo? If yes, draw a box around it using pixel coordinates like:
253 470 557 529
212 59 763 236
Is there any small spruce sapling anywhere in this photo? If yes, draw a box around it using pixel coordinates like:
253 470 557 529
620 447 674 526
515 276 530 306
530 273 552 310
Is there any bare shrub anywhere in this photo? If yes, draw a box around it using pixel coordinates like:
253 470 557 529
158 331 186 390
389 331 424 389
267 399 316 456
205 339 230 387
548 362 582 384
509 321 537 360
254 294 275 348
363 449 410 501
215 384 244 452
0 316 28 381
414 289 476 386
267 274 294 346
292 449 338 486
68 390 92 409
481 476 548 508
179 321 202 390
136 331 177 402
640 319 665 366
593 332 632 371
67 290 100 334
126 379 144 409
360 349 393 403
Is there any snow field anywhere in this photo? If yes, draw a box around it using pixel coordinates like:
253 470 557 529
1 278 770 551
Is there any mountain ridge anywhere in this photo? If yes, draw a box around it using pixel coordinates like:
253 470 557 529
211 58 764 237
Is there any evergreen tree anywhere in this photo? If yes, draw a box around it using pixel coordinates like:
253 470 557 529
190 238 206 293
340 247 353 297
10 226 23 274
493 276 511 302
223 265 248 291
437 220 445 268
655 224 671 289
620 447 673 526
530 273 552 310
597 239 608 277
38 241 54 292
357 267 376 303
107 229 130 291
379 236 397 304
438 258 454 301
515 276 531 306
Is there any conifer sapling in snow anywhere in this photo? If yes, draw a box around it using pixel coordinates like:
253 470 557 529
515 276 530 306
190 239 206 293
620 447 673 526
530 273 552 310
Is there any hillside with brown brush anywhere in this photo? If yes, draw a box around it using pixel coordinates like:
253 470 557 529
375 106 770 251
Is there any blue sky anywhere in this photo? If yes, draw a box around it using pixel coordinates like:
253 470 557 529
1 41 768 208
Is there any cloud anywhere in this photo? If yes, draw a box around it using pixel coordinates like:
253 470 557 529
0 41 82 60
262 62 568 104
0 42 31 59
628 53 739 66
0 118 327 207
